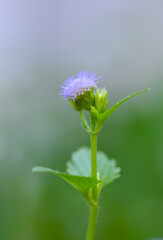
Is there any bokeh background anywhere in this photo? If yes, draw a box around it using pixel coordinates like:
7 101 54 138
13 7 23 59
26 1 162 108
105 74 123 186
0 0 163 240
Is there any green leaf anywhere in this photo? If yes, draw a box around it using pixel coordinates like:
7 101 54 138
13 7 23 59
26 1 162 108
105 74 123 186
90 106 100 120
97 151 120 186
32 166 100 205
33 148 120 204
97 88 150 129
67 147 120 188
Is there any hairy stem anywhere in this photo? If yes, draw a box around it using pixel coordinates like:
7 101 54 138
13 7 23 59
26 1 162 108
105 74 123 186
79 111 91 132
91 132 98 200
86 206 98 240
86 117 98 240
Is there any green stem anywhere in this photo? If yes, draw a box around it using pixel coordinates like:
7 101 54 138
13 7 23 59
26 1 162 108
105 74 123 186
91 132 98 199
79 111 91 133
86 206 98 240
86 116 98 240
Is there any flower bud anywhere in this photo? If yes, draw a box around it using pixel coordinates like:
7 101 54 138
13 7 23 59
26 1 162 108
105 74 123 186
95 88 108 113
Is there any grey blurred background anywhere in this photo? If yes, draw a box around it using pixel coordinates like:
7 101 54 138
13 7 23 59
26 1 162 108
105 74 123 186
0 0 163 240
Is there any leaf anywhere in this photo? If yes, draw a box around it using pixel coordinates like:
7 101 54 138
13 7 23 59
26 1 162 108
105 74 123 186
67 147 91 177
32 166 100 203
97 89 150 128
97 151 120 186
67 147 120 188
90 106 100 120
33 148 120 204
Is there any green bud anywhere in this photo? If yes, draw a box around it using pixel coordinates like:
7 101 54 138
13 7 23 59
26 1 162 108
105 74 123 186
70 88 95 111
95 88 108 113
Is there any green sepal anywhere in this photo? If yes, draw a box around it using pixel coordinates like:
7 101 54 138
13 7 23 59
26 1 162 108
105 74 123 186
32 166 101 206
70 88 95 111
69 100 83 111
96 88 150 131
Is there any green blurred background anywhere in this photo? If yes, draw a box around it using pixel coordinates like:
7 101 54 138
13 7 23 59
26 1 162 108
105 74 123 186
0 1 163 240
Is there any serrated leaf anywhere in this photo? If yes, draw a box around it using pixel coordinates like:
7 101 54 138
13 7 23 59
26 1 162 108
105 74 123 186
97 89 150 128
97 151 120 186
67 147 120 188
32 166 100 202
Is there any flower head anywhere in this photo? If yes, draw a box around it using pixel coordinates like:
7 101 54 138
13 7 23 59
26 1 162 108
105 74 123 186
60 70 101 101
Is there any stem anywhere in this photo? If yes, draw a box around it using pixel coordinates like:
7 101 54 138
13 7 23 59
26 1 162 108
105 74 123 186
91 132 98 200
86 206 98 240
86 117 98 240
79 111 91 133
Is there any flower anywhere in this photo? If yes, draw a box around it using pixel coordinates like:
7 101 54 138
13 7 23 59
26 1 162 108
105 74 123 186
60 70 101 101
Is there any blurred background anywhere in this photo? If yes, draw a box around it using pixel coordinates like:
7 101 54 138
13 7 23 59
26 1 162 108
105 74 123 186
0 0 163 239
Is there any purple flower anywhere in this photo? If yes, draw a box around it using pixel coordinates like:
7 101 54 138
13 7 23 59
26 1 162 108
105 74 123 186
60 70 101 101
